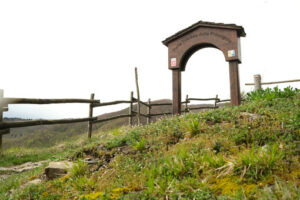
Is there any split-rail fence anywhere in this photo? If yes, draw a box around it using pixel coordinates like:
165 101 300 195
0 89 229 152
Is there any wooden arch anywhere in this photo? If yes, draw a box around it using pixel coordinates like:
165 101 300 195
162 21 246 114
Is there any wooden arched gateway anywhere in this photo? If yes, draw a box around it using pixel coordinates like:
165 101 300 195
162 21 246 114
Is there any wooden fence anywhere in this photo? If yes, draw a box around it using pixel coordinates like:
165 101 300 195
245 74 300 90
0 88 227 152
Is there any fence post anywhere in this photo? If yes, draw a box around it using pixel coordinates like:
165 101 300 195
185 95 189 112
129 91 133 126
147 98 151 124
135 67 141 125
0 89 3 154
254 74 262 91
214 94 218 108
87 93 94 139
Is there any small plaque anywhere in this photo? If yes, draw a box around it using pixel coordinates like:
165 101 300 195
171 58 177 67
228 50 236 57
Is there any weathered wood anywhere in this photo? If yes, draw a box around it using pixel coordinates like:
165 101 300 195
1 107 8 112
218 99 231 102
139 113 149 118
229 61 241 106
139 100 149 107
135 67 141 125
214 95 219 108
0 117 97 129
149 102 172 106
93 114 135 124
87 93 95 139
172 69 181 114
0 129 10 135
188 98 219 101
2 98 99 104
189 106 217 110
129 92 133 126
245 78 300 86
149 112 172 117
147 99 151 124
92 100 132 107
185 95 189 112
254 74 262 90
0 89 3 154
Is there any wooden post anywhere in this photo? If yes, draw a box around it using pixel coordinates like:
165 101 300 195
214 94 218 108
129 91 133 126
87 93 94 139
135 67 141 125
185 95 189 112
254 74 262 91
229 61 241 106
147 98 151 124
172 69 181 114
0 89 3 154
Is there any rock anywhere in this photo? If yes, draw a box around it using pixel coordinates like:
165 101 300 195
118 146 135 154
44 161 73 180
19 178 42 191
24 178 42 186
0 160 49 174
241 112 261 121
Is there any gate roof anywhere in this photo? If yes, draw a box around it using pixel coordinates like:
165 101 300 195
162 21 246 46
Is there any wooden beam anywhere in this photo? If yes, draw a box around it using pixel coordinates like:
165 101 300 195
188 98 219 101
93 114 135 124
92 100 132 107
139 100 150 107
149 102 172 106
149 112 172 117
135 67 141 125
0 129 10 135
0 117 97 129
229 61 241 106
218 99 231 103
245 79 300 86
147 99 151 124
189 106 217 110
129 92 133 126
2 98 99 104
0 90 5 154
87 93 95 139
1 107 8 112
214 95 219 108
172 69 181 114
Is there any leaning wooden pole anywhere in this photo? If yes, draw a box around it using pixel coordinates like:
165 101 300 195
135 67 141 125
129 91 133 126
87 93 95 139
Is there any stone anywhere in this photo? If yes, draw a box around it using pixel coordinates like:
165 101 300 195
44 161 73 180
241 112 261 121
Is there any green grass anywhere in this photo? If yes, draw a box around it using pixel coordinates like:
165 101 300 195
1 87 300 199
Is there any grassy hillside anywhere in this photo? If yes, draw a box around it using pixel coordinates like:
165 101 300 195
1 87 299 199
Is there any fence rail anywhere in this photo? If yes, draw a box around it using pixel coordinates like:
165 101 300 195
0 88 227 153
245 74 300 90
1 98 99 105
0 117 97 129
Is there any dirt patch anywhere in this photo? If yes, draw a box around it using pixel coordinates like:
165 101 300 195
0 160 49 180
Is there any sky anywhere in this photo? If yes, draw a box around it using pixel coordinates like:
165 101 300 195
0 0 300 119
